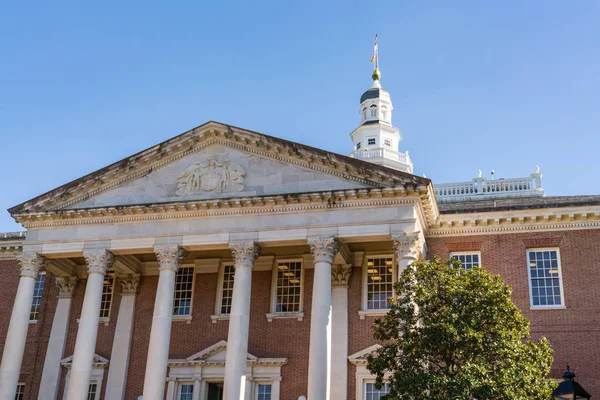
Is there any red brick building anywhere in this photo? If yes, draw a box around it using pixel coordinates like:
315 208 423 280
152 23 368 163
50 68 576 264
1 71 598 400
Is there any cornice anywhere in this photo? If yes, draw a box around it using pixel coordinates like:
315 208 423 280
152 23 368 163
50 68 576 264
14 187 431 229
428 211 600 237
10 122 430 215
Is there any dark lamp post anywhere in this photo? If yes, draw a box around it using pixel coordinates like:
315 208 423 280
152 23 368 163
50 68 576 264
552 365 591 400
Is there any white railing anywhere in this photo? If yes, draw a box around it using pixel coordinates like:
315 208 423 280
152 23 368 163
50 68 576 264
1 231 26 240
435 168 544 202
350 148 413 172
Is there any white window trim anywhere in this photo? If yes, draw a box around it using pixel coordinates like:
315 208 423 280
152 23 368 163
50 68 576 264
177 381 195 399
211 261 234 323
526 248 566 310
173 264 196 323
449 251 482 270
367 137 377 146
15 382 25 399
29 271 47 323
267 258 304 321
349 345 391 400
98 271 115 325
359 254 396 319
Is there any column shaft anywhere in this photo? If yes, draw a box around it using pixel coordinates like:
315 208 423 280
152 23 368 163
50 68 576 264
192 379 201 400
143 245 185 399
38 277 77 400
330 283 349 400
105 274 140 400
307 237 339 400
66 249 113 400
0 253 44 400
223 241 259 400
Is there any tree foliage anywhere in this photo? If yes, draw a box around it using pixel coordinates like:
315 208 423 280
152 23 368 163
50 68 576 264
366 257 555 400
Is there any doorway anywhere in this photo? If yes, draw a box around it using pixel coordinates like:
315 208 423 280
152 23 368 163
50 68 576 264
206 382 224 400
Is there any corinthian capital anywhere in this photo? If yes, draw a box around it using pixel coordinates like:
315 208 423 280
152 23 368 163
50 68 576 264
154 245 186 272
331 264 352 287
229 241 260 268
55 276 78 298
16 253 46 279
308 237 339 264
392 232 422 261
83 249 114 275
118 273 141 295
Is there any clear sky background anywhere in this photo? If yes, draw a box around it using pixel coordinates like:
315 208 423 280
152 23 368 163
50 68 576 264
0 1 599 232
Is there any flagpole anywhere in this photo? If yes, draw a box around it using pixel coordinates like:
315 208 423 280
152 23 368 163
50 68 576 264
375 35 379 70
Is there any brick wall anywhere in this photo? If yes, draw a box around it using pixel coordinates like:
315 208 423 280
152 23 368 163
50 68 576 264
1 228 598 399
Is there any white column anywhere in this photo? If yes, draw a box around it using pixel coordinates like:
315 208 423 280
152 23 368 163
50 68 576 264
244 378 253 400
330 264 351 400
307 237 339 400
392 232 422 276
166 377 177 400
223 241 260 400
106 274 140 400
66 249 114 400
0 253 45 400
38 276 78 400
192 376 201 400
143 245 186 399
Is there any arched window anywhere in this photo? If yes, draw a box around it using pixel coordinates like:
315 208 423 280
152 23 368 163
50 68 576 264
362 108 367 120
370 104 377 117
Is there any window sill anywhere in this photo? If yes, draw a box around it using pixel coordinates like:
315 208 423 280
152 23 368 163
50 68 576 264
530 305 566 310
173 315 193 324
29 320 38 324
76 318 110 326
358 310 389 320
210 314 230 324
266 312 304 322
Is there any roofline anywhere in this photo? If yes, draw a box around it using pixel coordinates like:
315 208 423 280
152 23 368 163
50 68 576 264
8 120 430 215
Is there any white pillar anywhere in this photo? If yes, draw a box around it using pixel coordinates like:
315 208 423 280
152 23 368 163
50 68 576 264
143 245 186 399
223 241 260 400
66 249 114 400
38 276 78 400
330 264 351 400
307 237 339 400
0 253 45 400
392 232 422 277
106 274 140 400
271 378 281 400
192 377 201 400
244 377 253 400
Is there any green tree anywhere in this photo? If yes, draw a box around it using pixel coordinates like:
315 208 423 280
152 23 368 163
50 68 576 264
367 257 555 400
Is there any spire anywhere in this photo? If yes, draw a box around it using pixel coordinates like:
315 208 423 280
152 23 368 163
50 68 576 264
371 35 381 88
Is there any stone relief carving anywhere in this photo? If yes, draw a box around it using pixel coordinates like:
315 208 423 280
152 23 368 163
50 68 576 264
331 264 352 287
16 253 46 279
118 273 141 295
56 276 78 298
392 232 422 260
176 154 245 196
229 241 261 268
154 245 187 272
83 249 114 275
308 236 339 264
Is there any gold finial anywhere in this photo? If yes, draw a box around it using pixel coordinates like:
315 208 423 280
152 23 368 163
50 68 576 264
372 67 381 81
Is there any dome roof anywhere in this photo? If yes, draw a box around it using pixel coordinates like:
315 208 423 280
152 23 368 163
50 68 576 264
360 87 390 104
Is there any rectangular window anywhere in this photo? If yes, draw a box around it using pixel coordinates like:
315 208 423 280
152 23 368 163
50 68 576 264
178 384 194 400
87 383 97 400
99 273 115 319
449 252 481 272
219 264 235 315
174 266 195 316
356 142 361 150
257 384 272 400
15 383 24 400
384 138 392 147
30 272 46 321
366 256 394 310
368 138 376 145
365 382 390 399
527 249 564 308
275 260 303 313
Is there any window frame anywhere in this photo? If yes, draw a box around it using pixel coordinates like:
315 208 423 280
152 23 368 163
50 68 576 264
87 382 99 400
212 261 235 322
364 381 391 399
177 382 195 400
526 248 566 310
267 258 305 321
15 383 25 400
356 142 361 150
383 138 392 147
359 254 396 319
449 251 482 272
367 137 377 146
29 271 47 322
98 271 115 323
173 264 196 321
255 382 273 400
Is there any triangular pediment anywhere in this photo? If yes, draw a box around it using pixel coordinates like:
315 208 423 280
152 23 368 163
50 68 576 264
348 344 382 365
9 121 431 216
61 353 109 368
185 340 257 363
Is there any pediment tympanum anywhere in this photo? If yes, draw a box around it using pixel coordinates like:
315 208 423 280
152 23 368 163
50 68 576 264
70 145 367 209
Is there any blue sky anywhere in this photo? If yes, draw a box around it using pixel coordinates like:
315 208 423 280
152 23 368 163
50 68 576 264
0 1 598 232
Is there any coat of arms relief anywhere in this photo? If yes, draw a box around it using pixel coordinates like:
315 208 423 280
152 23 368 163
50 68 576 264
175 155 245 196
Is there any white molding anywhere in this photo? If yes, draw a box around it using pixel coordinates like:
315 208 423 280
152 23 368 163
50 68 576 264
526 247 566 310
361 254 395 314
270 258 305 316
